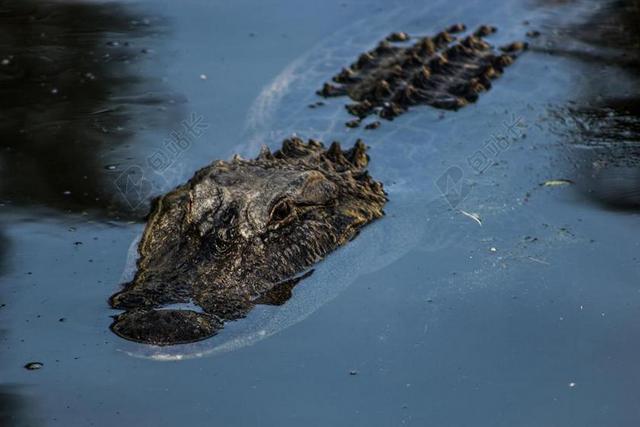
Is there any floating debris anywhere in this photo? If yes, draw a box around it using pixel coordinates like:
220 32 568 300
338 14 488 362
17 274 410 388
199 74 208 80
460 210 482 226
542 179 574 187
527 256 550 265
24 362 43 370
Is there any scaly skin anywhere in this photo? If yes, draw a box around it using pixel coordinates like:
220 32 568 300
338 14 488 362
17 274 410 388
109 137 387 345
317 24 527 123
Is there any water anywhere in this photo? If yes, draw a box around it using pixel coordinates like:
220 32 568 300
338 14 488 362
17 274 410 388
1 0 640 425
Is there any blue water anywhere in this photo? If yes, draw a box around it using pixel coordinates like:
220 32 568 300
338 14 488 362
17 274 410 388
1 0 639 425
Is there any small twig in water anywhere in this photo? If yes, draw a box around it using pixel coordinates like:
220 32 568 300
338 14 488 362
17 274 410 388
460 210 482 226
527 256 550 265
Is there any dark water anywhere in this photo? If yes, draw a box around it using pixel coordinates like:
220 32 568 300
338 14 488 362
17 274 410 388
535 0 640 211
1 0 639 425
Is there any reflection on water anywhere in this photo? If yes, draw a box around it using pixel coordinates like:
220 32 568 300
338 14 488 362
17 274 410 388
570 0 640 62
1 327 37 426
533 0 639 69
0 229 8 276
545 0 640 209
0 0 182 420
565 97 640 209
0 0 182 220
0 385 40 427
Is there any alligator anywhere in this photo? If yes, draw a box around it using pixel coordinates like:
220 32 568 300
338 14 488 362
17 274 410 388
317 24 527 124
109 137 387 345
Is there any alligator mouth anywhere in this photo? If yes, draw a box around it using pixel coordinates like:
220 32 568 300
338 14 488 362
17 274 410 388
277 269 315 288
252 269 315 306
110 269 315 346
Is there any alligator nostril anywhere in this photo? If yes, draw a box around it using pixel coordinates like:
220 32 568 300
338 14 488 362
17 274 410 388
109 288 146 309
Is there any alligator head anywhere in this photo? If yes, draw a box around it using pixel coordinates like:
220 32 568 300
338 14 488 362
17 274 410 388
109 137 387 345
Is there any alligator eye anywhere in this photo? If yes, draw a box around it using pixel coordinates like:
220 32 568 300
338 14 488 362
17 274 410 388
270 199 295 223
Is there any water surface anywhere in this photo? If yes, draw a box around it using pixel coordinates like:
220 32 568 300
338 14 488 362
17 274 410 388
1 0 639 425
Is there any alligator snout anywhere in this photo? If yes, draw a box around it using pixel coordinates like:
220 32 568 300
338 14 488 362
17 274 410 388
110 309 223 346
